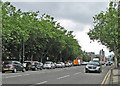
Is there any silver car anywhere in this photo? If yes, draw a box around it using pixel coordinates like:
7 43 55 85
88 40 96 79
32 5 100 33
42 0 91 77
43 61 55 69
85 61 102 73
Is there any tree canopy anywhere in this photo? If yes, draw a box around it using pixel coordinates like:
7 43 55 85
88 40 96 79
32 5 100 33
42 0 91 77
88 1 120 68
2 2 86 63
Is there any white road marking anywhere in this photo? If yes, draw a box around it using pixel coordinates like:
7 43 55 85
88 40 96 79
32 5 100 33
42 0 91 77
2 73 21 76
5 75 22 78
74 72 81 75
36 81 47 84
57 75 70 79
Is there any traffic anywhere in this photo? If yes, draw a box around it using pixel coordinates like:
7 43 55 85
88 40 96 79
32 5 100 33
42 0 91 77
2 59 114 74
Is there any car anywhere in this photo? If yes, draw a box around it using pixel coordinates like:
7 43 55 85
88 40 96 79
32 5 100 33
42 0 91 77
81 62 88 65
65 62 70 67
85 61 102 73
2 61 25 73
56 62 63 68
106 61 113 66
61 62 65 68
43 61 55 69
31 61 42 71
39 62 44 69
23 61 42 71
100 61 105 65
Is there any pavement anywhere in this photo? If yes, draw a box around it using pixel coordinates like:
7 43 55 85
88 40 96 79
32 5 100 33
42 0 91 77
112 65 120 85
1 65 112 86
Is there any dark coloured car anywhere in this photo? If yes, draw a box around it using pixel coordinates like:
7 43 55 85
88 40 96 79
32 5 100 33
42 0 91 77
23 61 42 71
85 61 102 73
2 61 25 73
106 61 113 66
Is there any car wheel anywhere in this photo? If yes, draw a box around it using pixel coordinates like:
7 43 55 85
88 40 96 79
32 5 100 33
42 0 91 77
22 68 26 72
26 69 28 71
2 71 5 73
12 68 17 73
34 68 37 71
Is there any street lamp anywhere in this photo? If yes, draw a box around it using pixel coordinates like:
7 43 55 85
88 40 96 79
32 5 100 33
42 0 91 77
23 37 25 63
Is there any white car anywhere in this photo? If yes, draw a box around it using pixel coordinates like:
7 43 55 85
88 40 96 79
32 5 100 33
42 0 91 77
56 62 63 68
43 61 55 69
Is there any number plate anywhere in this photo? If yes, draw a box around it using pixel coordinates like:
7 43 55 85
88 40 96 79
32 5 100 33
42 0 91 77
28 65 31 67
4 68 8 70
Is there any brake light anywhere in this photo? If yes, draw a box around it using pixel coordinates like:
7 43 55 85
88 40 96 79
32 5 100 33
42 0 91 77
1 65 3 67
33 61 35 65
10 64 14 67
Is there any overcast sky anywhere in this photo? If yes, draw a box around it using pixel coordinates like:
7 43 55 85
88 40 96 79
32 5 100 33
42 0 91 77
2 0 114 57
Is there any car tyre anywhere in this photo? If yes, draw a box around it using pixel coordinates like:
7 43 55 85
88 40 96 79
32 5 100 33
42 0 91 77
2 71 5 73
12 68 17 73
34 68 37 71
22 68 25 72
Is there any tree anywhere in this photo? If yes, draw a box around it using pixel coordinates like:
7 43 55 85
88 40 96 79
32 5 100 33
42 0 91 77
88 1 119 68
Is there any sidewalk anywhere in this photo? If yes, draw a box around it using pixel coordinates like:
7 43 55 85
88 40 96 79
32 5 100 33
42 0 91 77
112 67 120 85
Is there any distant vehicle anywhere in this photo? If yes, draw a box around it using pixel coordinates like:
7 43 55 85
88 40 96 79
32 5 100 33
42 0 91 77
93 58 99 62
81 62 88 65
100 61 105 65
85 61 102 73
106 61 113 66
43 61 55 69
61 62 65 68
56 62 63 68
73 60 80 66
23 61 42 71
65 62 69 67
2 61 25 73
39 62 44 69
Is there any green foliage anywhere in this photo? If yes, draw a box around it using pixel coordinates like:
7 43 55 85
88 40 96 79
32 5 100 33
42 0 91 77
88 1 119 68
2 2 83 62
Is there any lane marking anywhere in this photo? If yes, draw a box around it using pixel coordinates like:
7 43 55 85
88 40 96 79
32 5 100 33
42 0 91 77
101 69 111 86
74 72 81 75
36 81 47 84
57 75 70 79
5 75 22 78
2 73 21 76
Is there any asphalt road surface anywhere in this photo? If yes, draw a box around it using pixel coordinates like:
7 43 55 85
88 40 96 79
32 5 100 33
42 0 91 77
2 65 112 85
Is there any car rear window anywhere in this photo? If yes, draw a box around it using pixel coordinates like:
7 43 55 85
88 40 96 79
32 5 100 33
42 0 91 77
45 62 51 64
3 61 12 64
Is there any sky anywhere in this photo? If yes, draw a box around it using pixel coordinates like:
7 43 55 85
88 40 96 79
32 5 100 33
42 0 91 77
2 0 114 57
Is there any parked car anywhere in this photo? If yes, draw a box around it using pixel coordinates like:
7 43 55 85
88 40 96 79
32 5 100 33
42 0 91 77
61 62 65 68
39 62 44 69
56 62 63 68
81 62 88 65
65 62 70 67
85 61 102 73
2 61 25 73
23 61 42 71
43 61 55 69
100 61 105 65
106 61 113 66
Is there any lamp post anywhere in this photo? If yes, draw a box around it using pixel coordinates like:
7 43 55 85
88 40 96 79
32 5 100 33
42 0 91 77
23 37 25 63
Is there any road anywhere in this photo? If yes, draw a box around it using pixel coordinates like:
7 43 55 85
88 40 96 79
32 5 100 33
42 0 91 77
2 65 112 85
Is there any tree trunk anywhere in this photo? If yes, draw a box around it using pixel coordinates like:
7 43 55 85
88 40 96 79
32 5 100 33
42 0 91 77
113 44 118 68
31 54 33 61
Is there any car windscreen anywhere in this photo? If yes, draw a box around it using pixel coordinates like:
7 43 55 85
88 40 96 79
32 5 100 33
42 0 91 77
88 61 99 65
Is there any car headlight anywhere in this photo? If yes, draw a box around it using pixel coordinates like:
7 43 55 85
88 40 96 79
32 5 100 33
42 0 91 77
96 66 100 69
86 66 88 69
